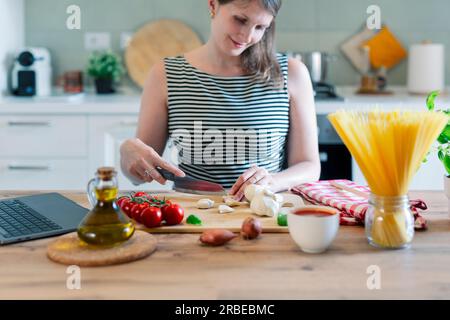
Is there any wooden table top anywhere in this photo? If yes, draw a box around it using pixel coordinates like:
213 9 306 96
1 190 449 299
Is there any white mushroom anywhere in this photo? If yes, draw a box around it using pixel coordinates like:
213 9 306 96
197 198 215 209
218 204 234 214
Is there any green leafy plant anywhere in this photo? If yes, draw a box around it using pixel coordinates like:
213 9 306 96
426 91 450 175
86 50 125 81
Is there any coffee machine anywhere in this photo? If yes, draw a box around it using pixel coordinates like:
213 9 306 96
11 47 52 96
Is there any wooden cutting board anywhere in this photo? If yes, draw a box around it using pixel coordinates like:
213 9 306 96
133 192 304 233
125 19 203 87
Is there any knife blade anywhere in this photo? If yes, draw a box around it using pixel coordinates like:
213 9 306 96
155 167 227 195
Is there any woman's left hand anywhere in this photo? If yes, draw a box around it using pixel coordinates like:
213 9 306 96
229 165 275 201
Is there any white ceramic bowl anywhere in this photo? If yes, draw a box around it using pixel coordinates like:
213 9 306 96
287 205 340 254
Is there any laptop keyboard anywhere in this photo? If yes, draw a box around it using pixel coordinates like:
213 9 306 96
0 199 62 238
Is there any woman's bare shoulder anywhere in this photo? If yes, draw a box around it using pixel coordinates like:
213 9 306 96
141 59 168 108
144 59 167 85
287 57 310 85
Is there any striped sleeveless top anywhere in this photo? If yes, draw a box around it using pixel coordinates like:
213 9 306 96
164 53 290 188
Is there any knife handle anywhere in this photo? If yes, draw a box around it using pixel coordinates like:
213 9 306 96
156 167 176 181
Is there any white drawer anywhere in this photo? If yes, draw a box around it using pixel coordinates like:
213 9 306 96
0 115 87 157
0 159 88 190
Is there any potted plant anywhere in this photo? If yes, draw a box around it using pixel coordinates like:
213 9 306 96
87 50 125 94
426 91 450 213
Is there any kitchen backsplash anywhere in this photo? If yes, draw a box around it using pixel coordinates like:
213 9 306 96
25 0 450 87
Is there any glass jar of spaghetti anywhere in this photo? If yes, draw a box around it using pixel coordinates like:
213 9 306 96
365 194 414 249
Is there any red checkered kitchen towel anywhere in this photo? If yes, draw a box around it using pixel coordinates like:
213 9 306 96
290 179 428 230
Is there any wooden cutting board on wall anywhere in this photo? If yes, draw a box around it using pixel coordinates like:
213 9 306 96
125 19 203 87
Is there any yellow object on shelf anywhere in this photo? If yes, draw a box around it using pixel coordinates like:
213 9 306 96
363 26 407 69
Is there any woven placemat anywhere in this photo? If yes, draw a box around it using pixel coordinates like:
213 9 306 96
47 231 157 267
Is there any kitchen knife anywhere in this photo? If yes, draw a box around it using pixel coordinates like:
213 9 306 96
156 167 227 195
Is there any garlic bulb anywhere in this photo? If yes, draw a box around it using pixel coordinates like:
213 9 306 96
250 193 280 217
218 204 234 214
244 184 265 201
244 184 284 217
197 198 215 209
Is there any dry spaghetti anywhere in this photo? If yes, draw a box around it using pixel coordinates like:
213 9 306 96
328 110 446 248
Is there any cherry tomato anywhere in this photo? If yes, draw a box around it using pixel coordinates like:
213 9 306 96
117 196 129 208
163 204 184 226
130 202 149 223
120 199 134 217
133 191 147 198
140 206 162 228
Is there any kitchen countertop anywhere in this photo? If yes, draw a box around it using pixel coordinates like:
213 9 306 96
1 86 449 115
1 190 450 299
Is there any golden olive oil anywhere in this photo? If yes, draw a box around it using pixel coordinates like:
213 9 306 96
78 168 135 246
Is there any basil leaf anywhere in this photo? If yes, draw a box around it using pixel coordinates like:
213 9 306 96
426 90 440 111
186 214 202 225
438 149 445 162
444 154 450 176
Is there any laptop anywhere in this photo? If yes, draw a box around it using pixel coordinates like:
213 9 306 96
0 193 89 245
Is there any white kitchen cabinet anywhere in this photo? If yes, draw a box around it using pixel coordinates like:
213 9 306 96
88 115 177 191
0 113 88 190
0 158 87 190
0 115 87 157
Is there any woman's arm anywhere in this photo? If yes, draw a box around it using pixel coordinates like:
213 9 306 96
120 60 184 185
135 60 169 154
270 57 321 192
229 58 321 199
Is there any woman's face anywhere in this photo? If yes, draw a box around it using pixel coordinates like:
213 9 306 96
210 0 274 56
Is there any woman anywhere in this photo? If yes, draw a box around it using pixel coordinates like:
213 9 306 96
120 0 320 201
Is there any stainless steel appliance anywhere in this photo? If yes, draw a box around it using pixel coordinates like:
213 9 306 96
285 51 343 101
317 114 352 180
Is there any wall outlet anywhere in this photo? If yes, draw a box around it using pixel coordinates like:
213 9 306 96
84 32 111 50
120 32 133 50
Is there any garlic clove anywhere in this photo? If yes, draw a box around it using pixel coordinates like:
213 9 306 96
197 198 215 209
223 195 245 207
218 204 234 214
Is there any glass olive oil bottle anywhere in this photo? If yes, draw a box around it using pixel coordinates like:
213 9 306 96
78 167 134 246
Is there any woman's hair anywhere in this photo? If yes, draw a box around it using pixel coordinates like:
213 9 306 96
217 0 283 86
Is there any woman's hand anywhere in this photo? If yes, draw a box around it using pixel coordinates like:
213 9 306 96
120 138 185 185
229 165 276 201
